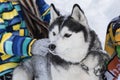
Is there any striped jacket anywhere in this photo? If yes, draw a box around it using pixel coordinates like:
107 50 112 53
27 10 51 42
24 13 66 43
0 0 50 76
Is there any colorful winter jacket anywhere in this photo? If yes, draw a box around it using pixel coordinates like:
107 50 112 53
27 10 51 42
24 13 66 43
104 16 120 57
104 16 120 79
0 0 50 76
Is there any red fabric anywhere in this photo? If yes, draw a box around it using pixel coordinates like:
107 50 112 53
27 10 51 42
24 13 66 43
107 55 120 80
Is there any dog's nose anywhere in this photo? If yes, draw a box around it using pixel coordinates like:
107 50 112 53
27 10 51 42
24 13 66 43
49 44 56 51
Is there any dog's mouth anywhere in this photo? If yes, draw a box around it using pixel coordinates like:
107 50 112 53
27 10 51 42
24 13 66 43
48 48 71 56
48 49 56 55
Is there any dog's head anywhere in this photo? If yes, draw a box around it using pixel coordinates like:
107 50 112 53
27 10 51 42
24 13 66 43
48 4 91 63
80 50 110 77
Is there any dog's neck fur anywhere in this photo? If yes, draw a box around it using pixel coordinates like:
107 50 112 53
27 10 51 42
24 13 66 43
48 53 80 68
88 30 102 51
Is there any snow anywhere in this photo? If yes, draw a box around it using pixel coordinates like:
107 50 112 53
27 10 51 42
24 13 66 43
45 0 120 48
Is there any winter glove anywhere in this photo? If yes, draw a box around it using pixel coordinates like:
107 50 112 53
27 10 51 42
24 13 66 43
31 38 50 56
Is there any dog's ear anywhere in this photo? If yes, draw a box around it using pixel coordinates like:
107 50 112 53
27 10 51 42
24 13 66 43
71 4 88 27
50 4 60 24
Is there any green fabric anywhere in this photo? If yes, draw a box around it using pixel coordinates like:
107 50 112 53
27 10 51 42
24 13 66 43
116 46 120 58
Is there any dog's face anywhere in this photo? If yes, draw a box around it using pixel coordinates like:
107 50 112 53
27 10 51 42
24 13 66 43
48 4 91 63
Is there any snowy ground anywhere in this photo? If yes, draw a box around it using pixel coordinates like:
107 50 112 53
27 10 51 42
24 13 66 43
46 0 120 48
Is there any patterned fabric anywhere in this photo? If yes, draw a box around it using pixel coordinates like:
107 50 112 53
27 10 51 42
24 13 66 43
37 0 50 23
104 16 120 57
0 1 36 76
0 0 50 77
0 72 12 80
104 16 120 80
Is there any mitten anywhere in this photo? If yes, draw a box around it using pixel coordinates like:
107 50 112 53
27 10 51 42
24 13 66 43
31 38 50 56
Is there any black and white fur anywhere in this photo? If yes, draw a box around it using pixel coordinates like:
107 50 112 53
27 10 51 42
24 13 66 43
48 4 108 80
12 4 109 80
49 4 102 64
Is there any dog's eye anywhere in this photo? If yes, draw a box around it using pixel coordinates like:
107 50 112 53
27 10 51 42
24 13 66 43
53 32 56 36
64 33 72 38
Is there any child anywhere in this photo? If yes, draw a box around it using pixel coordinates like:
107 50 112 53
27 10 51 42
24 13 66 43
0 0 50 80
104 15 120 80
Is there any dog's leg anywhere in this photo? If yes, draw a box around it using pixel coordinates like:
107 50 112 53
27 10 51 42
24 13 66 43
32 56 51 80
12 66 33 80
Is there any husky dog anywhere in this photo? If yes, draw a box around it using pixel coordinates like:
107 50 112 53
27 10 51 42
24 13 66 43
48 4 108 80
12 4 109 80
